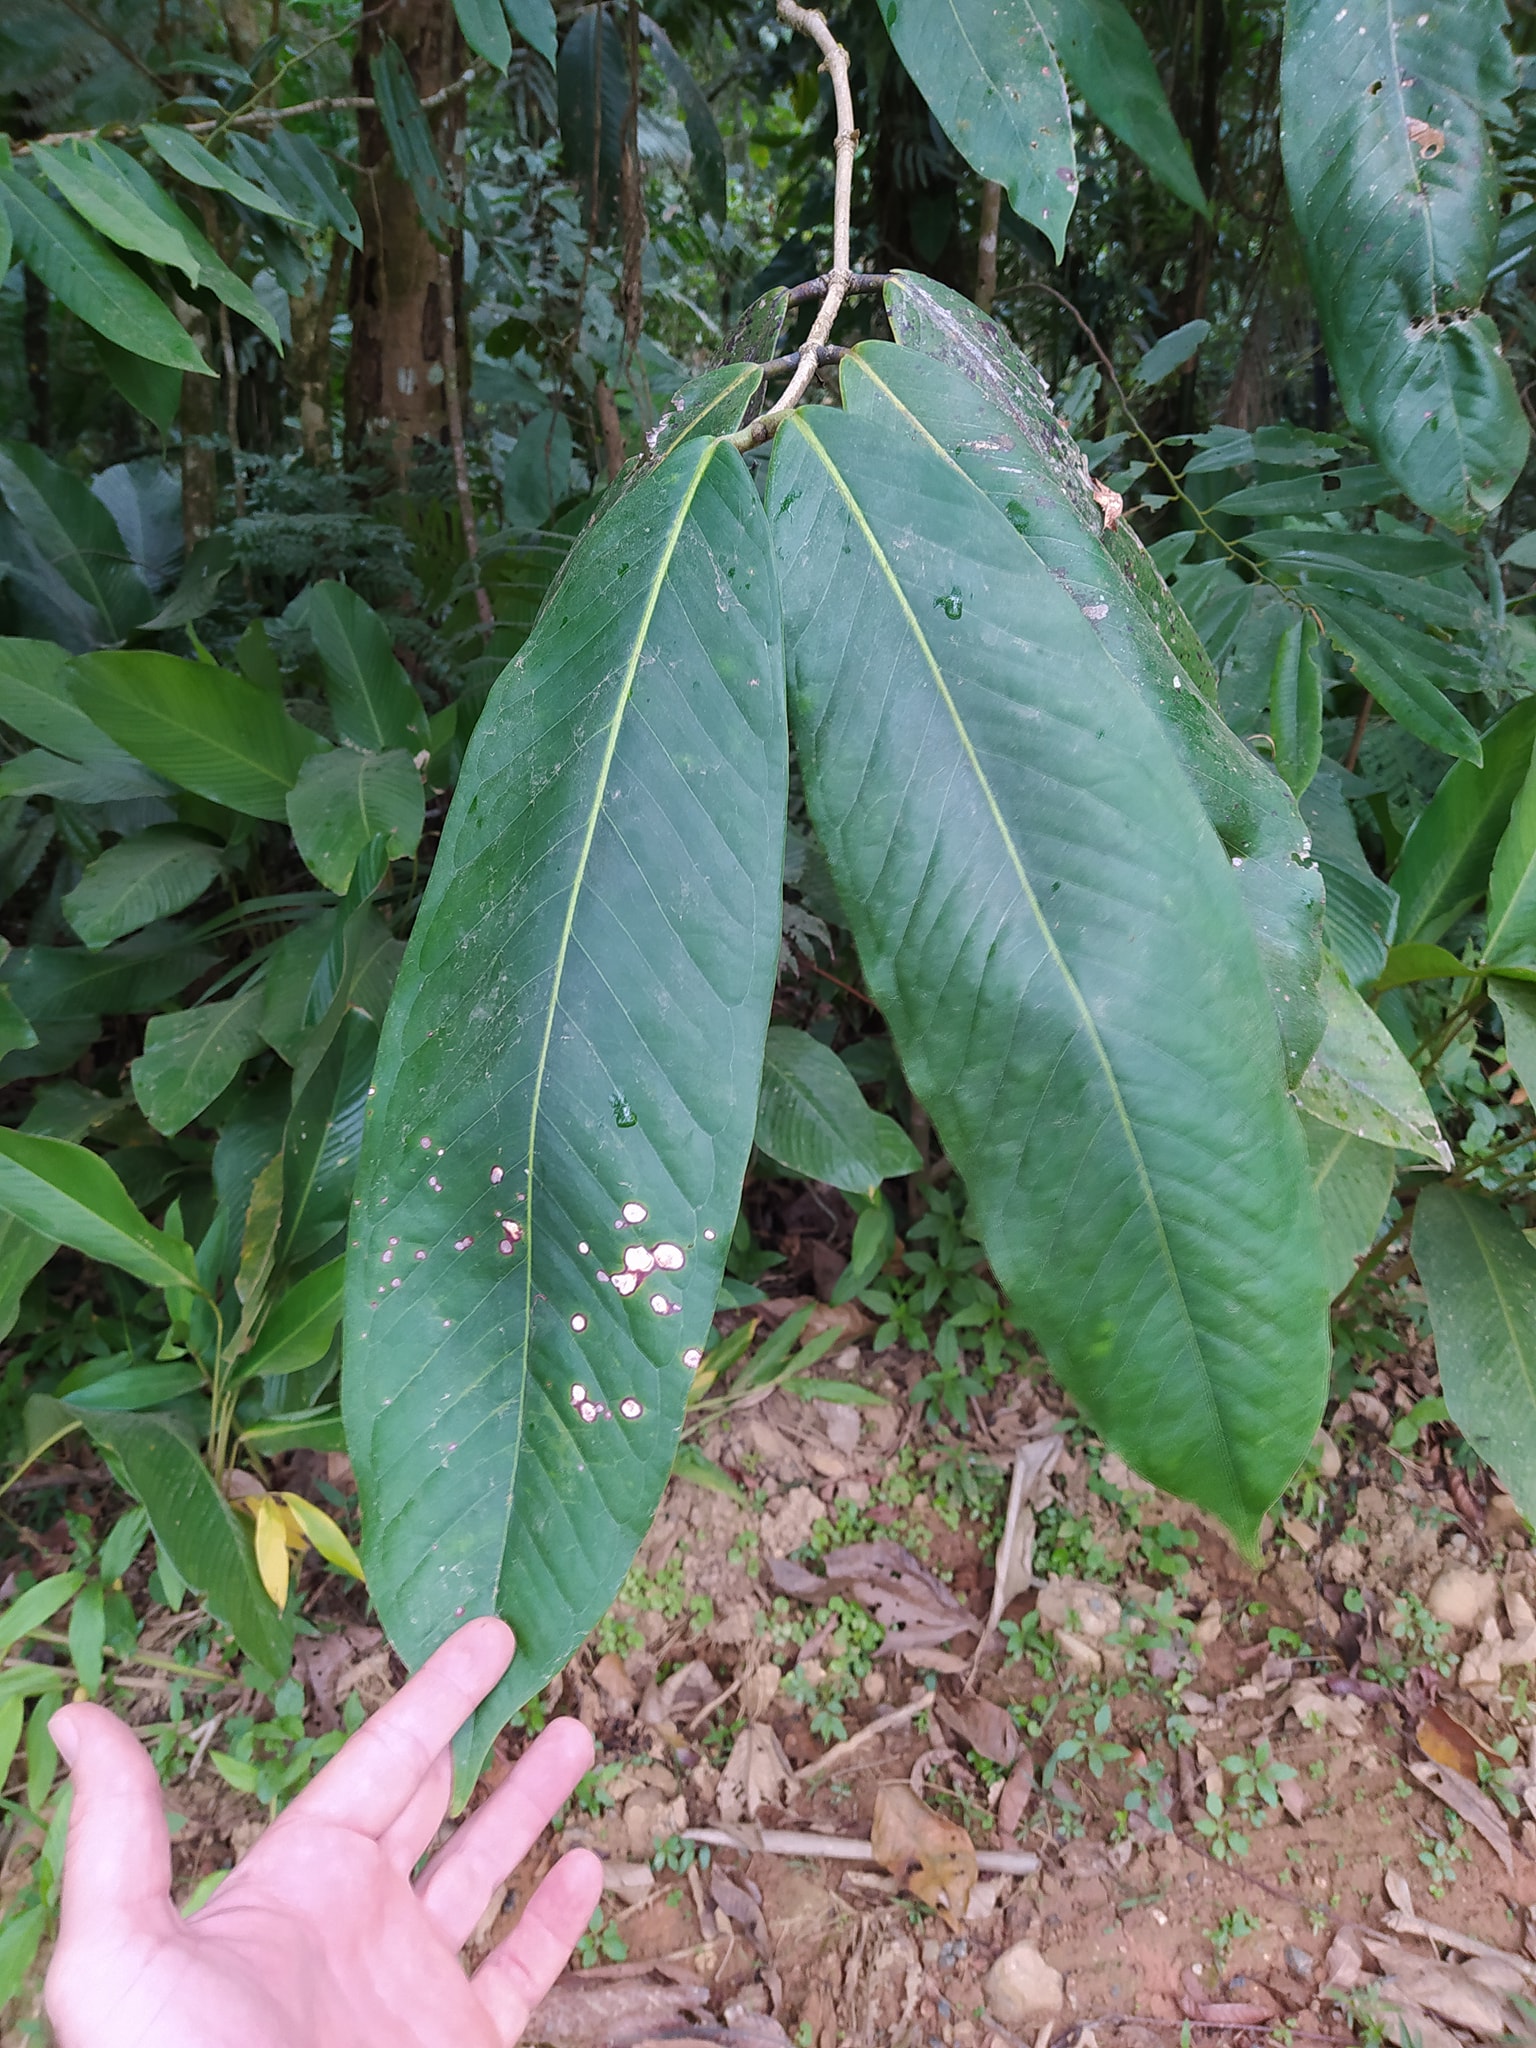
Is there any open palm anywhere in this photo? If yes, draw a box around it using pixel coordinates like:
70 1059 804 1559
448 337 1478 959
45 1617 603 2048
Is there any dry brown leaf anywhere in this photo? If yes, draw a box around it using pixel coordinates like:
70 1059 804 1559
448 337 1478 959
717 1722 795 1823
1362 1944 1513 2038
822 1541 978 1648
870 1782 978 1924
639 1659 716 1729
935 1695 1019 1768
1410 1760 1514 1874
710 1866 770 1950
530 1983 709 2045
899 1646 969 1674
997 1757 1035 1841
1416 1703 1498 1781
591 1653 637 1711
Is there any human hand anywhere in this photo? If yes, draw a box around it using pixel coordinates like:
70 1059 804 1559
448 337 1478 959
44 1615 603 2048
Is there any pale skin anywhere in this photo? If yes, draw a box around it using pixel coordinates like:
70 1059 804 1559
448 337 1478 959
44 1616 605 2048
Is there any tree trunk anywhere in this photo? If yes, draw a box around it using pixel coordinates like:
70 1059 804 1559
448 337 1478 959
177 301 219 548
344 0 465 467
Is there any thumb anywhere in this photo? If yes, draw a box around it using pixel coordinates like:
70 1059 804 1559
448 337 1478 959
50 1703 175 1942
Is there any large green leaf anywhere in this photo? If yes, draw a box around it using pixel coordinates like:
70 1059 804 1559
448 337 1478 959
1028 0 1204 212
505 0 557 63
68 1407 292 1677
1494 978 1536 1100
130 983 267 1136
756 1028 921 1195
641 16 726 221
866 285 1326 1082
35 141 202 281
453 0 512 70
1301 1113 1396 1299
285 1012 378 1263
373 38 454 246
0 442 153 645
883 0 1075 259
0 930 217 1027
259 131 362 251
1305 588 1481 762
767 403 1327 1546
1392 698 1536 941
1484 755 1536 973
62 828 224 951
305 582 428 754
343 435 786 1788
558 4 628 236
99 143 282 349
139 124 300 221
1414 1187 1536 1526
1280 0 1526 529
0 637 135 764
287 749 425 894
237 1257 345 1385
0 1131 197 1293
1293 954 1451 1165
0 165 212 378
68 651 327 820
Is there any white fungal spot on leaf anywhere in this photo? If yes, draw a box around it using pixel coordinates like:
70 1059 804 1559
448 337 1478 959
490 1166 504 1185
570 1382 588 1405
683 1347 703 1369
652 1242 685 1271
703 1228 717 1242
619 1396 644 1420
622 1201 648 1224
649 1293 669 1314
570 1313 588 1333
454 1236 474 1251
624 1245 655 1274
578 1241 590 1255
612 1272 640 1297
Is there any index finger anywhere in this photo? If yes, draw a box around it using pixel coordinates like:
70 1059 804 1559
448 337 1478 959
291 1616 515 1838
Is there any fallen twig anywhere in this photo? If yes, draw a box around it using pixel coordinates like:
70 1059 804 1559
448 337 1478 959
1381 1906 1536 1983
793 1693 928 1779
682 1824 1039 1875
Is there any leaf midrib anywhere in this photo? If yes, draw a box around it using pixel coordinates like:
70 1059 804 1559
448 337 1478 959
786 409 1237 1510
500 437 718 1579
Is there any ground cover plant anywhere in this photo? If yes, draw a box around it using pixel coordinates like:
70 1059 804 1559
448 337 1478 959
4 0 1536 2035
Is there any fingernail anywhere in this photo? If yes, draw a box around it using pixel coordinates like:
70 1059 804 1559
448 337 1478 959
50 1714 79 1767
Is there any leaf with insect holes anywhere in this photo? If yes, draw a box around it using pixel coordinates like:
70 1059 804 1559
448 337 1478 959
1280 0 1526 528
343 435 785 1799
768 401 1328 1550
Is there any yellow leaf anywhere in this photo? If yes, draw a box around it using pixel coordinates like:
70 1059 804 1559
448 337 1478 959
253 1494 291 1610
278 1492 364 1580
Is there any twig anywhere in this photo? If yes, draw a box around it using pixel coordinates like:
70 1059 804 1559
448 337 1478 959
761 344 848 379
217 301 246 519
682 1825 1040 1875
1341 692 1373 773
975 180 1002 312
793 1692 928 1778
733 0 857 449
12 71 476 154
1381 1906 1536 1981
784 272 889 306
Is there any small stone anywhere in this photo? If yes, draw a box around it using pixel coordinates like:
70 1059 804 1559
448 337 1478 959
1426 1565 1498 1631
983 1943 1064 2032
1286 1945 1316 1982
1487 1494 1528 1545
1037 1577 1121 1640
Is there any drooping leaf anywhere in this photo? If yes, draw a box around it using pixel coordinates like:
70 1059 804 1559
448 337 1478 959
1268 609 1322 797
287 749 425 893
0 442 154 645
304 582 428 754
0 167 213 377
1483 755 1536 974
91 460 182 595
1377 942 1477 994
1280 0 1527 528
558 4 629 236
67 1406 292 1677
35 141 202 281
0 930 217 1030
249 130 363 250
0 1216 58 1344
1320 861 1399 992
883 0 1075 259
505 0 558 66
453 0 512 70
68 651 327 820
1212 464 1393 520
283 1011 378 1263
1301 1113 1396 1300
87 329 179 432
63 828 223 951
503 411 574 532
1393 698 1536 941
641 16 726 221
98 142 283 346
1307 588 1481 762
1131 318 1210 386
755 1028 921 1195
767 402 1328 1547
373 38 455 246
1293 954 1451 1166
139 123 300 221
0 749 169 806
1414 1187 1536 1526
0 637 134 764
130 983 267 1136
236 1258 345 1385
1027 0 1205 211
343 435 786 1792
1495 979 1536 1100
864 287 1327 1081
0 1131 198 1292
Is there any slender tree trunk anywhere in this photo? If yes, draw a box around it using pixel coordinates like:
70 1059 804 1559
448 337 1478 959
23 270 50 446
344 0 466 467
291 236 349 464
176 301 219 546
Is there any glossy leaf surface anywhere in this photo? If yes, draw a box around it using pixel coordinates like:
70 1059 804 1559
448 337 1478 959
69 652 327 820
1392 698 1536 941
1484 754 1536 973
1414 1187 1536 1526
131 985 267 1136
505 0 558 65
755 1028 921 1195
0 443 154 645
63 829 223 950
287 749 425 893
1302 1115 1395 1300
1269 611 1322 797
68 1406 292 1677
36 142 201 280
343 436 786 1782
1280 0 1526 528
237 1258 345 1384
1293 955 1450 1166
139 124 298 220
866 283 1325 1081
884 0 1075 259
0 1131 197 1291
1029 0 1204 210
305 581 428 754
768 403 1327 1546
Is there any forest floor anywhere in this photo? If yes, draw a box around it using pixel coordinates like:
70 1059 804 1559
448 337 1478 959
7 1197 1536 2048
